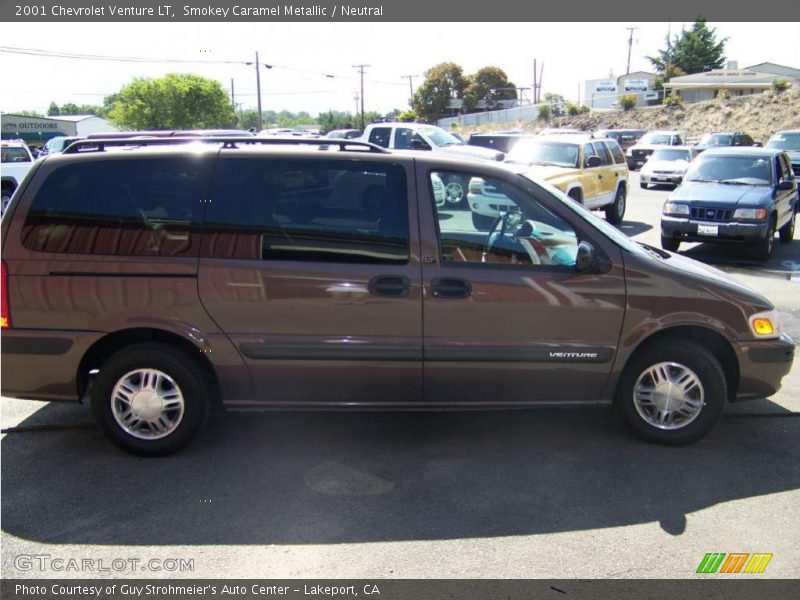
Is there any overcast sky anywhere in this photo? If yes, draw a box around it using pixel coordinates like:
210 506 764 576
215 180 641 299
1 22 798 117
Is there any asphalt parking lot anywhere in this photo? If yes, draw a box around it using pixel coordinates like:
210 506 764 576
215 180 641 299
2 170 799 579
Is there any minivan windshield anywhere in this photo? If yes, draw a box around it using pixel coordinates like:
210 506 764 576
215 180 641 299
766 132 800 151
420 126 464 147
684 155 773 185
507 141 580 168
520 173 652 260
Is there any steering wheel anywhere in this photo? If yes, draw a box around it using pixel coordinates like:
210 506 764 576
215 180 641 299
483 212 511 262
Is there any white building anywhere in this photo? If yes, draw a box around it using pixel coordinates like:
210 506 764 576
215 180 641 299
585 71 658 108
1 114 117 147
664 61 799 103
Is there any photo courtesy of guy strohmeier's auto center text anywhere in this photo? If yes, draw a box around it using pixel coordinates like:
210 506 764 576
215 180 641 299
1 1 799 598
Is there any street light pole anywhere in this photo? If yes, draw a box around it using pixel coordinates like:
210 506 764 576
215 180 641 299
353 64 370 130
255 51 263 131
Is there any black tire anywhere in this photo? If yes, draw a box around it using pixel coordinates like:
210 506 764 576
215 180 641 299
639 182 647 189
567 190 583 205
444 176 467 209
90 343 211 456
605 185 626 224
779 208 796 243
471 211 497 231
754 217 776 261
661 235 680 252
616 340 727 445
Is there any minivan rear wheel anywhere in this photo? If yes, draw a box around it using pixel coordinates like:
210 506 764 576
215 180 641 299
616 340 726 445
91 343 210 456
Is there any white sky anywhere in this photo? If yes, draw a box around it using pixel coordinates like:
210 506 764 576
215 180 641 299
1 22 798 117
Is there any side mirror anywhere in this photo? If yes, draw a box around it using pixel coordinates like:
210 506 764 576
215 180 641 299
410 139 431 151
585 155 602 168
778 180 795 191
575 241 611 274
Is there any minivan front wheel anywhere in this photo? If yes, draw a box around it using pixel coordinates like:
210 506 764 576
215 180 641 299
91 343 210 456
616 341 726 445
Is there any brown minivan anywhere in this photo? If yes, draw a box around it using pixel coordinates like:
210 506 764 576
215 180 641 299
0 137 794 455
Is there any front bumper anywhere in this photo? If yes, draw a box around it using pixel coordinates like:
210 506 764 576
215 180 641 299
641 172 683 186
733 334 795 400
661 216 770 244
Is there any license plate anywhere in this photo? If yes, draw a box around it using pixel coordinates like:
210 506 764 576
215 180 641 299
697 224 718 236
655 176 669 182
636 161 644 166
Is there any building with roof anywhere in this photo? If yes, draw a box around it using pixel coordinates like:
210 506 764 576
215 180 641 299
585 71 658 109
664 61 799 103
0 114 117 147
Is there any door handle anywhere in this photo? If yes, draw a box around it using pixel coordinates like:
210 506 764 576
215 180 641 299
368 275 411 297
431 277 472 299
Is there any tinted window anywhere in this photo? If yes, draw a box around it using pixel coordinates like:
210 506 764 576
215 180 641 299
1 147 30 163
22 158 207 256
368 127 391 148
434 170 578 267
607 141 626 164
592 142 612 166
204 159 409 265
767 132 800 151
395 128 413 150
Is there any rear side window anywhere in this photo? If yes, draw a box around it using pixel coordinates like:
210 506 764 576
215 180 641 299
606 141 626 164
368 127 392 148
203 158 409 264
22 158 208 256
1 147 31 163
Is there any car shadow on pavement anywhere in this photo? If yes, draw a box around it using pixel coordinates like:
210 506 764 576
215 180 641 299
617 220 652 237
2 401 799 545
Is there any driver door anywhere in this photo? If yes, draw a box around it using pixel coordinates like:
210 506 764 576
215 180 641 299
417 164 627 404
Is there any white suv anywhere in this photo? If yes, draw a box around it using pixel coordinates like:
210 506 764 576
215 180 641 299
1 140 35 215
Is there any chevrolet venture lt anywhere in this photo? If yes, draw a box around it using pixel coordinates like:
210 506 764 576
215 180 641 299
0 137 794 455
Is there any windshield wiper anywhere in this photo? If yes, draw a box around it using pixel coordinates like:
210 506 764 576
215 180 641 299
685 178 720 183
719 179 764 186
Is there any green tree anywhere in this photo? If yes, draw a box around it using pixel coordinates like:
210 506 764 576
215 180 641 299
648 20 727 76
462 66 517 112
318 110 356 134
15 110 44 117
47 102 60 116
543 93 567 117
106 73 236 130
411 62 467 123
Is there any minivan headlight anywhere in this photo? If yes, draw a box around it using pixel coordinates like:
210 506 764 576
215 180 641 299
749 310 782 339
663 202 690 216
733 208 768 220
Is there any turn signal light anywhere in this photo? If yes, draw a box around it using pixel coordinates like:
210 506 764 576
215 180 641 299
752 318 774 336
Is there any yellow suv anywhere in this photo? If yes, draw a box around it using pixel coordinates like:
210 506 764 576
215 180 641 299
469 134 629 227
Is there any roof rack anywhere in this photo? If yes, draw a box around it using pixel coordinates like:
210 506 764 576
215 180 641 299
62 136 389 154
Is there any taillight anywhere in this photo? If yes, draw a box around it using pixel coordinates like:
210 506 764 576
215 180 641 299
1 259 10 329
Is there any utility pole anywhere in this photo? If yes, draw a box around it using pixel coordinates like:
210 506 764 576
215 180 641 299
353 64 370 129
255 51 263 131
537 63 544 103
625 27 638 75
401 75 414 101
354 93 360 125
230 78 236 109
533 59 537 104
665 23 672 102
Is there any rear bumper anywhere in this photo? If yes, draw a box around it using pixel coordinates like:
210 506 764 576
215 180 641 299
0 329 102 402
733 334 795 401
661 216 770 244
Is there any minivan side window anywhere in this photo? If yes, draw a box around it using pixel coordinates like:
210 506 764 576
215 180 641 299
21 158 206 256
368 127 392 148
432 170 578 267
203 159 409 265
